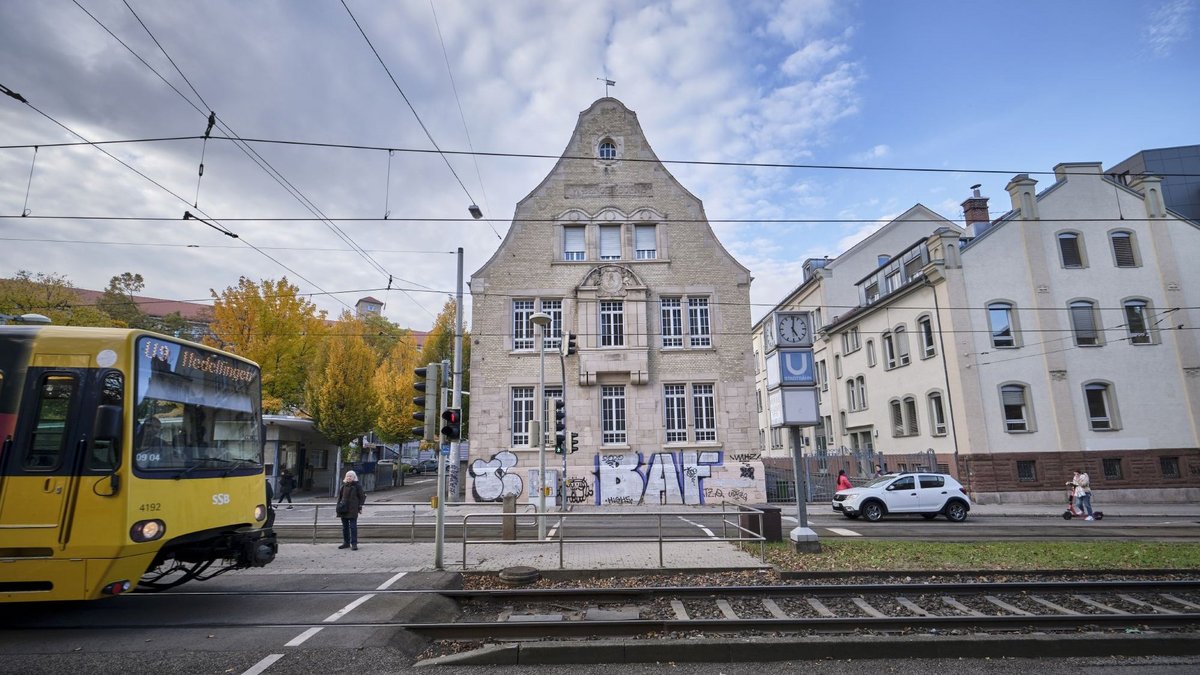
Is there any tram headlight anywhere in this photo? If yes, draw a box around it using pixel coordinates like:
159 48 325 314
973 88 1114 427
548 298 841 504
254 504 267 522
130 519 166 542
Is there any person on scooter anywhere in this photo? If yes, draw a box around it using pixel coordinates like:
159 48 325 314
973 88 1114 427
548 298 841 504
1070 470 1094 521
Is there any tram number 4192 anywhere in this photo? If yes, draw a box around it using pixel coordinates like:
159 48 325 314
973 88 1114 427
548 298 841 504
212 493 231 505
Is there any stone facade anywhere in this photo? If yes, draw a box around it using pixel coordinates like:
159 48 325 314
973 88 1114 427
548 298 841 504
468 98 764 507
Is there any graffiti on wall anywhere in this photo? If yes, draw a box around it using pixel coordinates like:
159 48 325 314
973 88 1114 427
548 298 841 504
469 448 764 505
470 450 523 502
593 450 724 505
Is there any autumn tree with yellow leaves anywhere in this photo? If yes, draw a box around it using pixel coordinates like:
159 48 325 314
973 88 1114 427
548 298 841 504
372 336 420 444
307 312 378 449
206 277 328 414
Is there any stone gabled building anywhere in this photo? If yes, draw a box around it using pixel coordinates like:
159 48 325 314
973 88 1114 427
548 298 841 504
468 98 764 506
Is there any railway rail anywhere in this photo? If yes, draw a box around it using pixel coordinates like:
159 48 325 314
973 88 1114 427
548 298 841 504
412 579 1200 640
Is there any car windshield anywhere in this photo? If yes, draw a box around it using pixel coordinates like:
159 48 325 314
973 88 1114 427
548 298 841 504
864 475 898 488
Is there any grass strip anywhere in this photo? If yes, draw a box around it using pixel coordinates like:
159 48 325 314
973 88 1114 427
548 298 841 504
763 540 1200 572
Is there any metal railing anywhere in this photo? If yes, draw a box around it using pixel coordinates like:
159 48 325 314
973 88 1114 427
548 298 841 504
277 501 537 544
460 502 768 570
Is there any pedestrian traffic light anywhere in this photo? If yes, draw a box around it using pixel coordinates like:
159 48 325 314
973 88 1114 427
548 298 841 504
411 363 439 442
441 407 461 440
553 398 566 454
569 431 579 454
561 332 577 357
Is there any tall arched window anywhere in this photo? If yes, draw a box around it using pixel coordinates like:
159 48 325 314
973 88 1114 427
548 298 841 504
1057 232 1085 268
1069 300 1102 346
988 302 1017 348
1110 230 1139 268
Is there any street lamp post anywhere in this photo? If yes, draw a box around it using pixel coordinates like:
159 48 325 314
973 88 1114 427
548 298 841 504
530 311 552 539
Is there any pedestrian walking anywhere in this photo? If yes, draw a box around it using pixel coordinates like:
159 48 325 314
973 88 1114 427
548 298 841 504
278 469 296 509
874 464 885 478
836 469 853 492
336 470 366 550
1070 469 1094 520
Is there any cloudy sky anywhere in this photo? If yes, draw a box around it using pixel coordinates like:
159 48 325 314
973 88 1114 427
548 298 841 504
2 0 1197 330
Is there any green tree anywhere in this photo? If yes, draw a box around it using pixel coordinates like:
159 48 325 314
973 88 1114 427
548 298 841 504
308 312 378 448
96 272 151 329
206 277 328 414
361 312 410 365
372 335 420 444
0 271 116 326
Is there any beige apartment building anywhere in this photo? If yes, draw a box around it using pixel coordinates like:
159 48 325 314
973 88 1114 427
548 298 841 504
468 98 764 507
755 163 1200 503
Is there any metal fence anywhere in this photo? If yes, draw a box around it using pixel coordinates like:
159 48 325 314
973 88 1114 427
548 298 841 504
765 448 939 503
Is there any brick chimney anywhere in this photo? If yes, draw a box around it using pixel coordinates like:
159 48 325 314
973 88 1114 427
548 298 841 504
961 184 990 237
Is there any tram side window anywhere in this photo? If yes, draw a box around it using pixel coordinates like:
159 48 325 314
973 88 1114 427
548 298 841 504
26 375 76 471
86 371 123 472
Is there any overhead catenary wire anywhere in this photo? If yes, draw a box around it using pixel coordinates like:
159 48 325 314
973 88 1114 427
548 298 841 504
340 0 480 211
5 134 1198 180
82 1 435 315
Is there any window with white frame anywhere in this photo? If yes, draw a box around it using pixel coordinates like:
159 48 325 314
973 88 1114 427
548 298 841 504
866 339 876 367
895 325 911 365
846 380 857 411
1084 381 1118 431
843 327 861 353
755 388 762 413
1001 384 1031 432
692 383 716 442
1124 299 1153 345
1058 232 1084 268
918 315 936 358
903 396 919 436
988 302 1017 348
635 224 657 260
512 300 535 351
600 300 624 346
834 354 842 379
661 297 683 348
890 399 904 437
599 225 622 260
1110 230 1139 268
563 225 585 261
882 332 896 369
928 392 947 436
856 376 867 410
601 385 627 444
541 299 562 351
599 140 617 160
818 359 828 391
1070 300 1102 346
511 386 534 446
688 297 712 347
664 384 687 443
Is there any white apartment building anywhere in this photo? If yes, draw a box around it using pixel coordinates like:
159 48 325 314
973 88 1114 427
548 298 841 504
756 161 1200 503
468 98 764 507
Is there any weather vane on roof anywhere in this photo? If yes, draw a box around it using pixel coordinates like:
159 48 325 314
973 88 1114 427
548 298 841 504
596 76 615 97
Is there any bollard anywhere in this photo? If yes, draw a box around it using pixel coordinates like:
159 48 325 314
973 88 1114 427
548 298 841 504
502 493 517 540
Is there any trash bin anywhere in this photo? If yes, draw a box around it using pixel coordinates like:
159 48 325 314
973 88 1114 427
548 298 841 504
740 504 783 542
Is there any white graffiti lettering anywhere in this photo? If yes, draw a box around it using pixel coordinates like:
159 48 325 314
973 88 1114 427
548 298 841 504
470 451 523 502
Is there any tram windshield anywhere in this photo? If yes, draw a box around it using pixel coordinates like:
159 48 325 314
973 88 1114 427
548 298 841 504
133 336 263 477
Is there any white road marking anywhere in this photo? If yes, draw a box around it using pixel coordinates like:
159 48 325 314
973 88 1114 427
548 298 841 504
377 572 407 590
324 594 376 622
547 518 561 539
677 516 716 539
827 527 861 537
284 627 323 647
781 515 798 523
240 654 284 675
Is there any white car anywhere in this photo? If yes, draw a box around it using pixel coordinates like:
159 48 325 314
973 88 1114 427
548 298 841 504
832 473 971 522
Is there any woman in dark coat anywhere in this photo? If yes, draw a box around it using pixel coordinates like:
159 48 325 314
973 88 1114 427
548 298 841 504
336 470 366 550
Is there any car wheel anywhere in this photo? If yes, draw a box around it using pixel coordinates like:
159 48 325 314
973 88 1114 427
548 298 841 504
944 500 968 522
862 501 884 522
843 513 859 520
921 513 938 520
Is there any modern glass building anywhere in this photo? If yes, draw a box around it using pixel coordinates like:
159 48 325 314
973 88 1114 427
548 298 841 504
1109 144 1200 223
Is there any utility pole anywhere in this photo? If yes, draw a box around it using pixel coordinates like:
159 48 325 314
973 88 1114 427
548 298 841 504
434 248 465 570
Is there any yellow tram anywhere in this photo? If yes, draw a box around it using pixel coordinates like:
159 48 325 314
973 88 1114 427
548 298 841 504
0 326 277 602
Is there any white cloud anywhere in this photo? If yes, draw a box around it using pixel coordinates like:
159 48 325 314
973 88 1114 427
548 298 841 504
1143 0 1195 57
852 144 890 161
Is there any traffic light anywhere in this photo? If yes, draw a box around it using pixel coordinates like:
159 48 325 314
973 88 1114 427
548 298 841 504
441 408 461 440
553 398 566 454
411 363 439 443
561 332 577 357
569 431 579 454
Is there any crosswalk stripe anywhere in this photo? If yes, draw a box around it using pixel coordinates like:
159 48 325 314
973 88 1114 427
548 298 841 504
826 527 861 537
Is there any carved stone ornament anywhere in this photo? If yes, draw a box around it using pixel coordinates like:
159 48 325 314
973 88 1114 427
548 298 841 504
1049 369 1068 381
582 265 642 298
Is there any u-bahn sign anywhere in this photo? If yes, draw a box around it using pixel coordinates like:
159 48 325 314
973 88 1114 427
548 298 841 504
765 349 815 389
